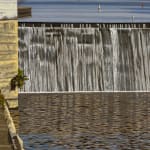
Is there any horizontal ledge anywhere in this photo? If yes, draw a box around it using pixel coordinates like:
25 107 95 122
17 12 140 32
19 91 150 94
0 145 12 148
18 22 150 28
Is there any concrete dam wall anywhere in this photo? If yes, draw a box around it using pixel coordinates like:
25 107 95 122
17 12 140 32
0 20 18 98
19 23 150 91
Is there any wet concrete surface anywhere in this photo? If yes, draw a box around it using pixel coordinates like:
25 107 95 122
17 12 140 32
0 108 12 150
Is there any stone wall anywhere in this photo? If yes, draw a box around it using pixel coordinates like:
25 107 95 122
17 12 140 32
0 20 18 99
0 0 17 20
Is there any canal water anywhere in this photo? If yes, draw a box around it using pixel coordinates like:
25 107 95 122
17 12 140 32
11 92 150 150
18 0 150 22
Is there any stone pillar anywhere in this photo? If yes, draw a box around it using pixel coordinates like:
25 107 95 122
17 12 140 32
0 0 18 108
0 21 18 96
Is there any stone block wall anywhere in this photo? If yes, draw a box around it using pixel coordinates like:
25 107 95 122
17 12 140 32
0 0 17 20
0 20 18 99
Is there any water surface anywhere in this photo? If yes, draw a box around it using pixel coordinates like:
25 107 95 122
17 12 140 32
18 92 150 149
18 0 150 22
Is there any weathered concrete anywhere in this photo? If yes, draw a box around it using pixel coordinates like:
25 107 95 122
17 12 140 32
0 108 12 150
0 145 12 150
0 20 18 102
7 99 18 109
0 0 17 20
0 20 17 148
4 104 25 150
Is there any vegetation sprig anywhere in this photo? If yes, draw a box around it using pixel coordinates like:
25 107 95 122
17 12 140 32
11 69 28 90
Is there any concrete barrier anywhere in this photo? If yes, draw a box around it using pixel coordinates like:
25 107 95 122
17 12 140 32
4 103 24 150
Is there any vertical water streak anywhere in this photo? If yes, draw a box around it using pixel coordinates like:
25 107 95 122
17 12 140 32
18 24 150 92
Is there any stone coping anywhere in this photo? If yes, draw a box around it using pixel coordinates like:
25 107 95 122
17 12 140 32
4 103 24 150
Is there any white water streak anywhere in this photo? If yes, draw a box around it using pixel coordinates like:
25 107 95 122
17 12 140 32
19 25 150 91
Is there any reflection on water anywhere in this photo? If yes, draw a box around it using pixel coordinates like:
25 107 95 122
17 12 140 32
18 92 150 150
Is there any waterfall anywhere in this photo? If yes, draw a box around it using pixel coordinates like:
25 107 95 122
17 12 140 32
18 24 150 91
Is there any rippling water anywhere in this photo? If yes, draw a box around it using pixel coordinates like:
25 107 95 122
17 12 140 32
19 0 150 22
15 92 150 150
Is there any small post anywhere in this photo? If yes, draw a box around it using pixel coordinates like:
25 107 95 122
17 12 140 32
98 1 101 22
132 15 134 23
98 3 101 13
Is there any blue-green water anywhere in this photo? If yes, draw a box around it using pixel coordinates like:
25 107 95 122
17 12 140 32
19 0 150 22
17 92 150 150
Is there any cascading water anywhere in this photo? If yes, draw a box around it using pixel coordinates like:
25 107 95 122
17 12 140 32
18 24 150 91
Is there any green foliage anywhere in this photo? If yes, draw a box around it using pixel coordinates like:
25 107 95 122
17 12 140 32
0 90 5 108
11 68 28 90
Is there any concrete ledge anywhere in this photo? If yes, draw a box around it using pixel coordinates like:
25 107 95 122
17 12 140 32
0 145 12 150
7 98 18 109
0 128 9 145
4 104 24 150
